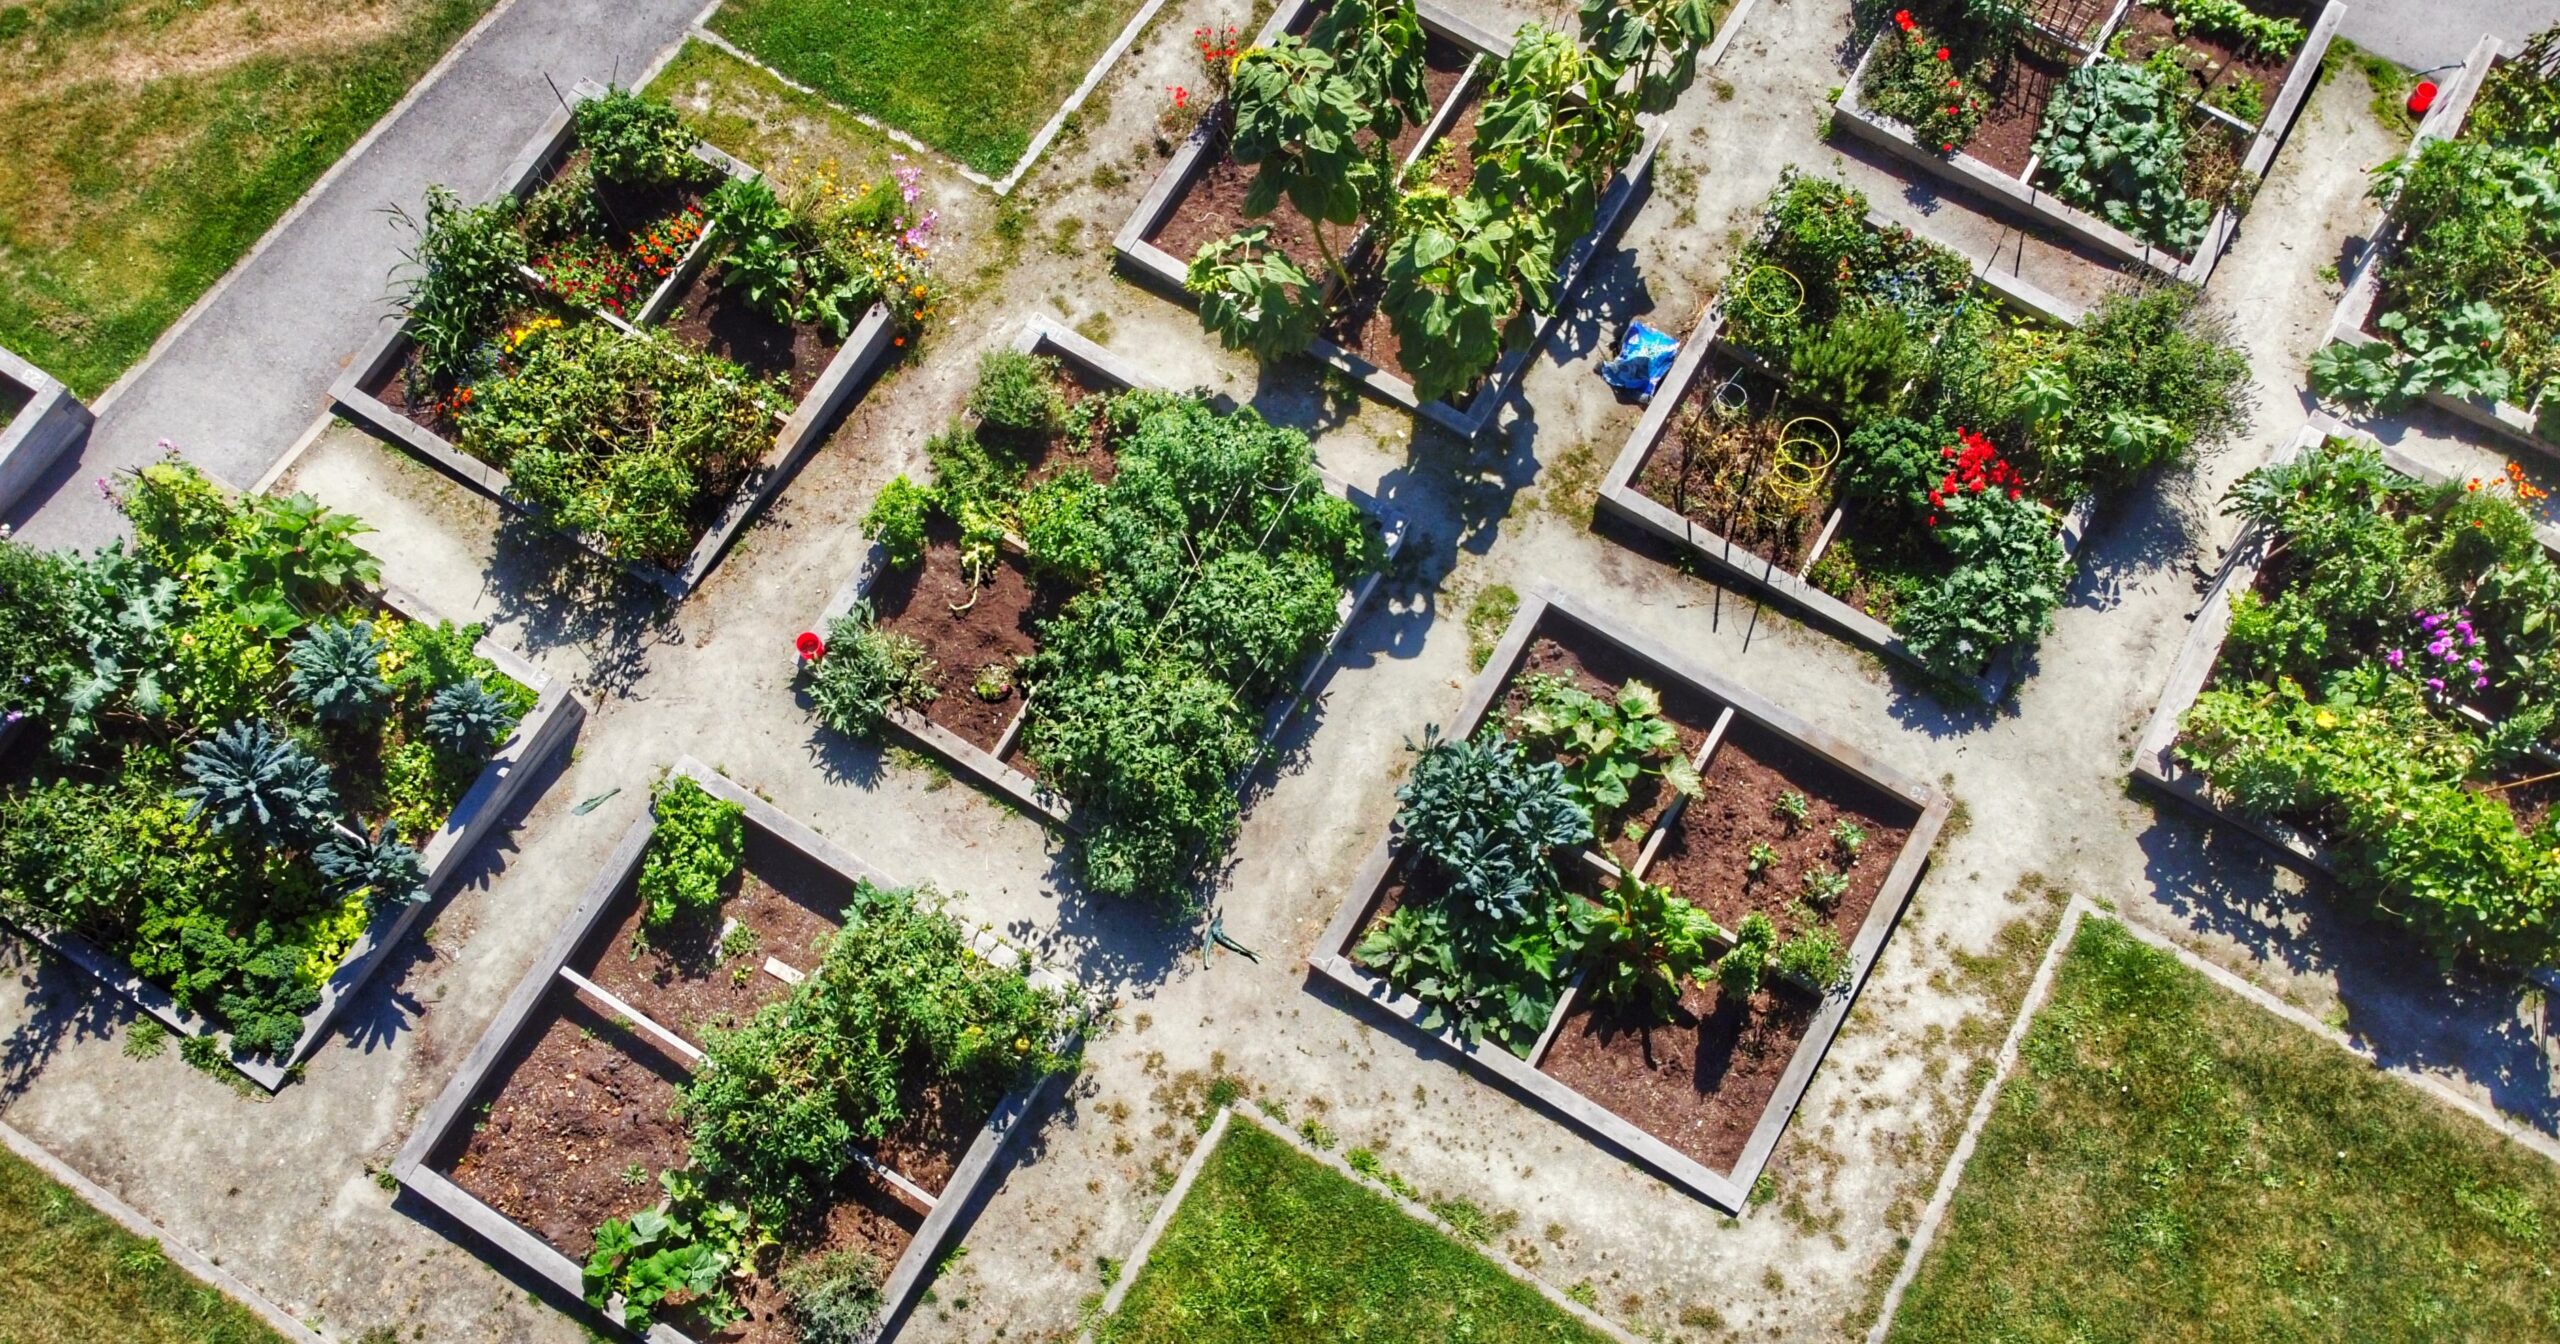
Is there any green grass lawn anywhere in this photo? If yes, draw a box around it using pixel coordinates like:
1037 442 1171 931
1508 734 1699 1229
0 0 498 397
705 0 1145 178
1098 1118 1614 1344
1890 918 2560 1343
0 1141 292 1343
647 38 910 192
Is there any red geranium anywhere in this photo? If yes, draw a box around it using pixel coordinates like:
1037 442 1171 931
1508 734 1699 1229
1925 428 2025 525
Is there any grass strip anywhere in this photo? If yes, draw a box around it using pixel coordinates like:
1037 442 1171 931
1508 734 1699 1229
1890 917 2560 1343
1099 1120 1613 1344
704 0 1143 178
0 1139 292 1344
0 0 499 397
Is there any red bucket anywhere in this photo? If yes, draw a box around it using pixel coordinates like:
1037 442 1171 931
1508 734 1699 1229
2409 80 2439 116
795 630 826 660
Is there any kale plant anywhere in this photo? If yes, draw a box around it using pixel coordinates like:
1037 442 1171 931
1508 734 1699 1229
425 678 515 757
1394 728 1594 922
287 620 390 725
314 823 430 908
177 720 339 848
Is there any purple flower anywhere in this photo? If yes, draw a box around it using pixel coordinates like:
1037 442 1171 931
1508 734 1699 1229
2384 648 2405 669
2429 637 2453 658
2475 676 2490 690
2468 659 2484 674
2427 677 2447 692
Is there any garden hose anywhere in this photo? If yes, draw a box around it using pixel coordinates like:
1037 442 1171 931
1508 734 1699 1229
1765 416 1842 502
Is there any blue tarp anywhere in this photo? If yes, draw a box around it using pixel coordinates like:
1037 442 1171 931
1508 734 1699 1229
1600 321 1678 400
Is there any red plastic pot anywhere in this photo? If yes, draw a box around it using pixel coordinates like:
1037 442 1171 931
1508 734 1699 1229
796 630 826 660
2409 80 2439 115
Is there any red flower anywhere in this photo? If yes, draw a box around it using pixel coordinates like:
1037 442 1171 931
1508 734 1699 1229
1936 46 1950 61
1894 8 1915 31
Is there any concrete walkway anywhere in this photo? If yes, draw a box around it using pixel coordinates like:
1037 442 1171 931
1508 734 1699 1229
2341 0 2560 69
1 0 704 549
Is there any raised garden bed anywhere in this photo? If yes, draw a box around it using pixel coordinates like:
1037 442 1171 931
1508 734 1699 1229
2133 418 2560 976
1113 0 1688 438
2319 31 2560 459
331 81 906 599
1307 585 1948 1209
1598 173 2255 702
0 463 579 1089
1833 0 2345 284
393 759 1084 1343
806 317 1403 902
0 343 91 519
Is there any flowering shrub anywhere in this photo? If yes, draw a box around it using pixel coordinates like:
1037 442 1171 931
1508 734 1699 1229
701 158 941 339
1861 9 1992 153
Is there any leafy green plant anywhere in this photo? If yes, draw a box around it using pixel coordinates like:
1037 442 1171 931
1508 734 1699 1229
1773 925 1849 992
313 823 429 909
1831 819 1867 862
1585 869 1724 1018
177 720 339 849
780 1249 886 1344
683 880 1080 1220
2032 60 2210 254
1716 911 1779 1001
1801 867 1851 909
573 86 703 187
460 321 781 565
1900 489 2074 681
704 175 799 320
1186 229 1325 362
582 1205 738 1330
424 679 515 758
1576 0 1717 114
1747 841 1781 877
2206 73 2267 126
2312 303 2515 410
2154 0 2306 60
968 349 1067 437
864 475 934 571
1789 307 1917 418
286 620 390 726
1510 674 1701 831
1773 790 1811 829
1393 728 1595 922
391 184 526 384
637 776 745 929
1380 191 1555 405
806 607 942 738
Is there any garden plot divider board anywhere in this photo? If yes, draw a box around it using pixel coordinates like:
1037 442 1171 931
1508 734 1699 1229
1307 584 1949 1210
330 79 897 600
1831 1 2345 286
0 586 581 1091
1593 216 2096 703
2131 414 2560 885
1110 0 1671 439
2318 34 2560 460
0 342 92 518
816 315 1406 830
392 757 1079 1344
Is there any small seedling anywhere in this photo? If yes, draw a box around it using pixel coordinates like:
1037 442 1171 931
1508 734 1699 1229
1802 868 1851 909
1832 819 1866 862
973 661 1014 702
1746 841 1781 877
1775 791 1811 829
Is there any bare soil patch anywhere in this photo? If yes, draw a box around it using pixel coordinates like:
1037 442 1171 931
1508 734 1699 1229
870 535 1041 751
659 269 845 400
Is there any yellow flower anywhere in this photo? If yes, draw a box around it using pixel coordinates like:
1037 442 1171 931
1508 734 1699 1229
2312 709 2339 730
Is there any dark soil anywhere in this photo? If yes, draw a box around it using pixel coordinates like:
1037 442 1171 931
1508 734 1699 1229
1535 977 1817 1172
1494 623 1726 867
1643 718 1919 940
1145 32 1473 271
2116 1 2310 130
659 267 845 402
711 1179 921 1344
1970 39 2074 176
572 832 859 1047
0 376 27 425
1533 721 1920 1173
869 534 1042 751
1631 355 1836 575
441 987 697 1259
